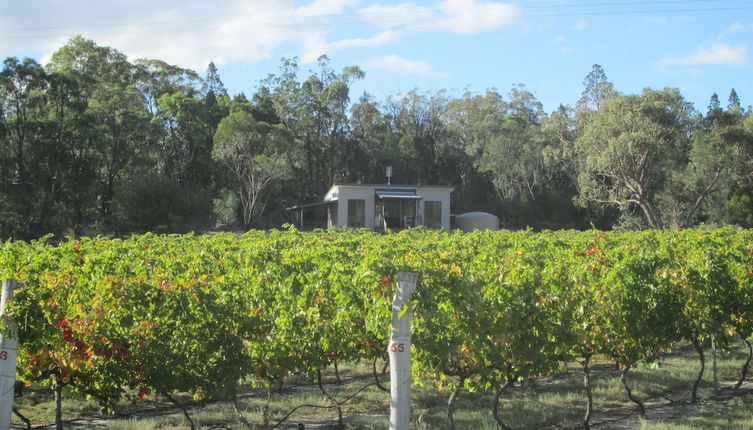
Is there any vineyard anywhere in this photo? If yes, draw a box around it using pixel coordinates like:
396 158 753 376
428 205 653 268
2 227 753 429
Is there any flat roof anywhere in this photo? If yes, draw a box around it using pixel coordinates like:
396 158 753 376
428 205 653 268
330 183 455 190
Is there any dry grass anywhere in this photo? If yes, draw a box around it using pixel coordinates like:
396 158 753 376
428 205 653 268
12 341 753 429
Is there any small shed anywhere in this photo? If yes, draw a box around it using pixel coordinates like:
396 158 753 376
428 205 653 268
455 212 499 232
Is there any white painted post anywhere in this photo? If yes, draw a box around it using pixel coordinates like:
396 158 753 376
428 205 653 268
0 279 18 429
389 272 417 430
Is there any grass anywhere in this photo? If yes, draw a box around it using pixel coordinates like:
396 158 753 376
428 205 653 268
12 341 753 429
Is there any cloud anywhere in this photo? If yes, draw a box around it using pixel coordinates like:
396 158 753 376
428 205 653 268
657 43 748 72
358 0 520 34
0 0 360 71
553 35 566 43
1 0 521 74
327 30 403 51
358 3 436 29
573 19 589 31
360 55 436 76
435 0 520 34
727 22 746 33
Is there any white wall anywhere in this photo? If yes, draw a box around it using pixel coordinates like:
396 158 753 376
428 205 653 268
416 187 452 229
333 186 376 228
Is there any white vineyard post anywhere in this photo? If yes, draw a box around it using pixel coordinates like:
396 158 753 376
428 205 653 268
0 279 19 430
389 272 417 430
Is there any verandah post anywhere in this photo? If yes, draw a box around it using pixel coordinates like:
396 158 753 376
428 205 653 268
389 272 417 430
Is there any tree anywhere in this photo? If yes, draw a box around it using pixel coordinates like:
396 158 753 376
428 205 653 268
708 93 721 114
728 88 741 111
46 36 150 233
577 64 615 113
573 88 697 229
213 111 294 228
0 57 48 237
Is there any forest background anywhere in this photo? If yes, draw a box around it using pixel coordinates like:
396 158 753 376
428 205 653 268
2 36 752 240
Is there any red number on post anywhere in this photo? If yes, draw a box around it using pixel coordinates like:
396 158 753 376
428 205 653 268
389 342 405 353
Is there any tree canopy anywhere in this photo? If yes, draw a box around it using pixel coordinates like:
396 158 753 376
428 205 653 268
1 37 752 239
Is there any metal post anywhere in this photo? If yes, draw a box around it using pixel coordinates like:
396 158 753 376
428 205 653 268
389 272 417 430
0 279 19 429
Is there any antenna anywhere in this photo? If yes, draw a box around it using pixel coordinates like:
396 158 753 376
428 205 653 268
386 166 392 185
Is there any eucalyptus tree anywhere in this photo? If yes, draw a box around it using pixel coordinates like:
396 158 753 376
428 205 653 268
349 92 401 183
0 57 48 237
213 111 295 228
386 89 460 185
46 36 151 233
573 88 700 228
258 56 363 199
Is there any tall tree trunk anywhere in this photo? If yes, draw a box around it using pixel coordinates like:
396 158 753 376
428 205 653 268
620 365 647 418
691 336 705 404
582 353 594 430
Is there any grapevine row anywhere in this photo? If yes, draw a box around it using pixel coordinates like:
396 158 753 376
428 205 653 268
1 227 752 428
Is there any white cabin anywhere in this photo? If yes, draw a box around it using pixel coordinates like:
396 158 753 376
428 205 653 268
288 183 454 230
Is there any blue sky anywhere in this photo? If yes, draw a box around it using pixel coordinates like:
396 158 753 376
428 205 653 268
2 0 751 112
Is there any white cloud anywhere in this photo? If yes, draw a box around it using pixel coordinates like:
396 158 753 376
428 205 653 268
553 35 566 43
357 0 520 34
727 22 746 33
327 30 403 51
436 0 519 34
657 43 748 72
358 3 436 29
573 19 589 31
1 0 520 75
1 0 360 72
361 55 436 76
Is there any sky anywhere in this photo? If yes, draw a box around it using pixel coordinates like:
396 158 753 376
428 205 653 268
2 0 752 113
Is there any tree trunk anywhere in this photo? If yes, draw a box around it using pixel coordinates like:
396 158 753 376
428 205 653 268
53 379 64 430
232 394 254 429
316 369 343 426
333 358 342 384
620 365 647 418
163 391 196 430
735 334 752 390
373 357 389 392
691 337 705 404
13 407 32 430
492 380 515 430
447 377 464 430
582 353 594 430
263 380 275 425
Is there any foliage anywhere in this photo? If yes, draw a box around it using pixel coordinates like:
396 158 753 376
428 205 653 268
2 228 753 424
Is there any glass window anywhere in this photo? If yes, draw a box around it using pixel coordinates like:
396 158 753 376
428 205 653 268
347 199 365 227
425 201 442 229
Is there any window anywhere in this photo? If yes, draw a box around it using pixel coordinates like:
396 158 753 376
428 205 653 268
425 201 442 229
347 199 365 227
